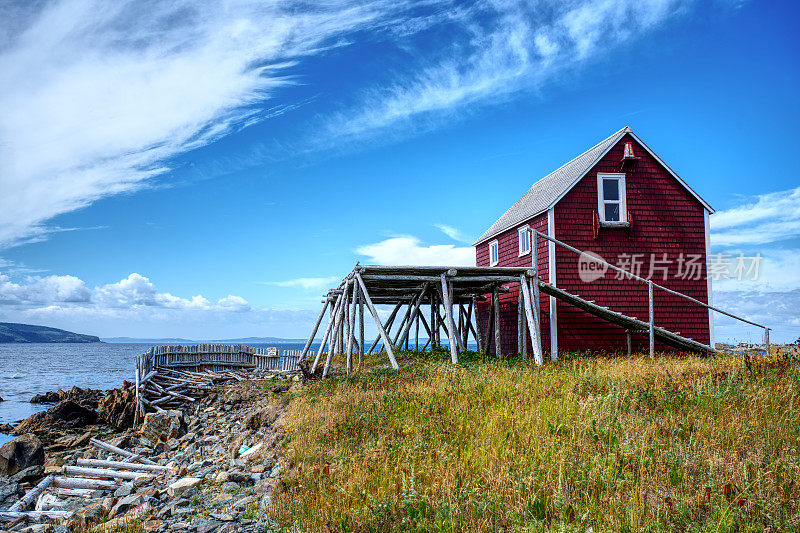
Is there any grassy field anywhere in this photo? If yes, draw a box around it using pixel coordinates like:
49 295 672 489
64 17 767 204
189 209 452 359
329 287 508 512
271 350 799 532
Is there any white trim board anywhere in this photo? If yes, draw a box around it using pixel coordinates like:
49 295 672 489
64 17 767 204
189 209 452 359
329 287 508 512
547 207 557 361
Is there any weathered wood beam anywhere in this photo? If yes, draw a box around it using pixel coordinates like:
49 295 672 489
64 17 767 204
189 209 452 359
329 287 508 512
519 274 543 365
493 287 501 358
312 292 343 373
355 273 399 369
300 299 329 363
440 273 460 364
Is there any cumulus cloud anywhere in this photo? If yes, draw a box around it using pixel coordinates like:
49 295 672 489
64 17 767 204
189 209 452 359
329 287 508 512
0 271 248 312
711 186 800 246
356 236 474 266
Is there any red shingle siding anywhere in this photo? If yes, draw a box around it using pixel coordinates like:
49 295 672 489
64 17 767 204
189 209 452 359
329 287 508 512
474 133 710 355
553 133 709 353
475 214 550 356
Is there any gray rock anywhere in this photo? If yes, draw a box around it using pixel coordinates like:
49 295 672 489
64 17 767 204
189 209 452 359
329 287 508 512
0 433 44 476
194 519 223 533
114 482 135 497
109 493 144 518
10 464 43 483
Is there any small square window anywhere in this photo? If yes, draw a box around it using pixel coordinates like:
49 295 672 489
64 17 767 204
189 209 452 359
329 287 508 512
489 240 499 266
597 173 627 224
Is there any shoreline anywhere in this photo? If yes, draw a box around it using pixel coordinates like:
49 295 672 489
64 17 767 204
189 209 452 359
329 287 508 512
0 370 299 531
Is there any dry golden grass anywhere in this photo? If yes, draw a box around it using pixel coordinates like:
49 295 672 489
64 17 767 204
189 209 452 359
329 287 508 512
272 350 800 532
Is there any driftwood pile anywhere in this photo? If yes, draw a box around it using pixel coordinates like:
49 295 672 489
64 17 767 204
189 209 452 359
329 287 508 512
0 438 166 524
135 367 247 422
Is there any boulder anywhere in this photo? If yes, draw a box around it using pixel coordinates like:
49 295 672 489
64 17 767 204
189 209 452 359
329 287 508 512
30 390 62 403
140 410 185 443
0 478 20 504
12 401 97 435
0 433 45 476
98 387 137 429
30 386 104 409
167 477 202 497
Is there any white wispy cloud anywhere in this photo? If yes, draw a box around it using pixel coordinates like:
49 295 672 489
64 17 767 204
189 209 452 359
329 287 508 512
356 235 474 266
320 0 692 144
434 224 473 243
0 0 434 248
710 186 800 246
261 277 339 290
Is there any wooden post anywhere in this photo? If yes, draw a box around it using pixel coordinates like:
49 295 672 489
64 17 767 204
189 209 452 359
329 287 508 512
532 233 546 361
517 288 524 357
484 290 494 354
323 281 350 377
312 293 343 373
464 298 473 350
300 299 329 362
355 272 399 369
473 295 484 353
764 328 770 356
519 274 543 365
626 331 632 356
415 312 420 351
493 287 502 358
134 357 141 425
346 281 357 373
648 280 654 358
358 288 365 365
450 279 466 352
397 283 429 349
440 273 460 364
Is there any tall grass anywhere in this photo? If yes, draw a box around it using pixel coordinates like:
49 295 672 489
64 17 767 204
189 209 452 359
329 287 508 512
272 352 800 532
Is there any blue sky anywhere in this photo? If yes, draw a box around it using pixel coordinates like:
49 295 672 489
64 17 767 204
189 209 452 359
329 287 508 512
0 0 798 343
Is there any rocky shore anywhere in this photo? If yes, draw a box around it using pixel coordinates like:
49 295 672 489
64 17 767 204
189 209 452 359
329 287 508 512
0 370 300 532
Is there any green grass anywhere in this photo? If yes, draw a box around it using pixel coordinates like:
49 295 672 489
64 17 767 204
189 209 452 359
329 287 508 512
271 350 800 532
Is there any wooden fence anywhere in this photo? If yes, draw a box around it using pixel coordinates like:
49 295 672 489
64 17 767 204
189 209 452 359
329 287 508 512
135 344 302 378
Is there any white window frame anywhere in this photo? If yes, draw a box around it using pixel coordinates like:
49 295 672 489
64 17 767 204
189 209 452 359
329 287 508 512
489 240 499 266
597 172 627 225
518 225 531 256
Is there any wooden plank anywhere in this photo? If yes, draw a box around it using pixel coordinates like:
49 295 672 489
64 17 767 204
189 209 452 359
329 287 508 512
355 272 399 369
52 476 120 490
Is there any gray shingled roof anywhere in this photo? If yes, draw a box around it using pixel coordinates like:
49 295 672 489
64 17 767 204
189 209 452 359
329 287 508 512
474 127 714 247
474 127 631 245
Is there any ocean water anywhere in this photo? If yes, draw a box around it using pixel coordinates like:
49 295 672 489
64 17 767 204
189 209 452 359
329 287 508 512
0 342 308 445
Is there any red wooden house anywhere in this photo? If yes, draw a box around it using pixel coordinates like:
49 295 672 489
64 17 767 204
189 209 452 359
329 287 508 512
473 127 714 357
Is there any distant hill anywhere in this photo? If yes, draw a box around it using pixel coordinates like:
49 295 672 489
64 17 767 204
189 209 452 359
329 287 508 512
0 322 101 343
101 336 307 344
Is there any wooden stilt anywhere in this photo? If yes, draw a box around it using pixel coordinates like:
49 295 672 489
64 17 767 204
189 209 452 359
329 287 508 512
440 273 460 364
358 289 365 365
473 295 483 353
300 299 329 362
493 287 502 358
356 272 399 369
346 281 357 374
312 293 343 373
519 274 544 365
368 302 402 355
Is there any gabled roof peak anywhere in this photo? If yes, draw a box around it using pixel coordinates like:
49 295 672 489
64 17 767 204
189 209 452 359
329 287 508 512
473 126 712 246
